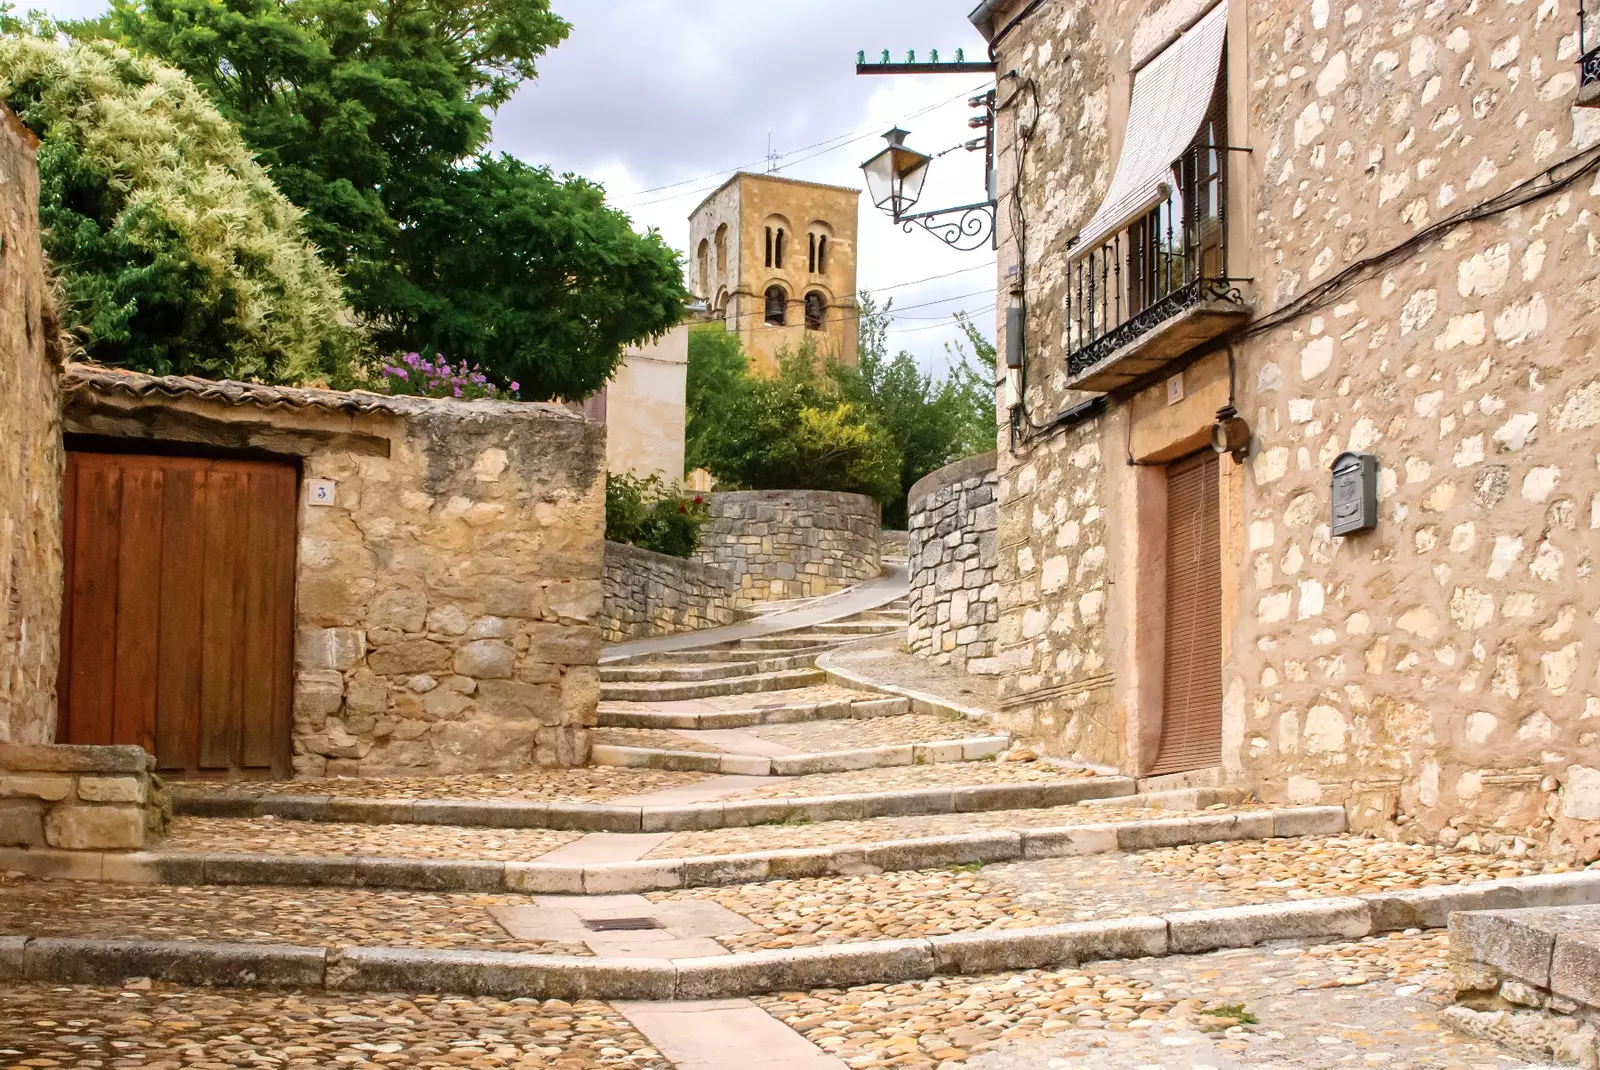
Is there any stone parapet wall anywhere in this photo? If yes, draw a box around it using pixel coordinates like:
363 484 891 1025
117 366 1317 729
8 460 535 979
907 453 1000 675
65 368 606 777
0 743 162 851
0 105 63 745
602 540 735 642
694 490 881 604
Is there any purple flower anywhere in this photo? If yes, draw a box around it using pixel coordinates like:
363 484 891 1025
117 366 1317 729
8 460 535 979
403 352 420 367
510 382 520 393
453 386 463 398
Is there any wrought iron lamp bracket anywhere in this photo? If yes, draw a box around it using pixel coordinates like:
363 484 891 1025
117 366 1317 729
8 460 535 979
893 200 999 252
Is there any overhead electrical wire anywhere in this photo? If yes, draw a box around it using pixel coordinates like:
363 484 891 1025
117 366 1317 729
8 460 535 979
612 82 993 209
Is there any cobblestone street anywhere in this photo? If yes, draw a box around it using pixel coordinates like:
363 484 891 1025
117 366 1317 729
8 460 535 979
3 599 1589 1070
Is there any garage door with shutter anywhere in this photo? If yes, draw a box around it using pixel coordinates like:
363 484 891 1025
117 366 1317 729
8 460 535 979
1150 450 1223 776
57 452 298 776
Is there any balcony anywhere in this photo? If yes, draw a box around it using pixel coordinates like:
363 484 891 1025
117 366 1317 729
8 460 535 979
1063 139 1249 393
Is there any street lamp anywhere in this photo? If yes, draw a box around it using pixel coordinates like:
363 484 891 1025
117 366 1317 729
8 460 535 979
858 99 998 252
861 128 933 218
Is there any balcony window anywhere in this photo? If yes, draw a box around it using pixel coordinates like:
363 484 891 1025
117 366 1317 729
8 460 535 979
1063 1 1247 391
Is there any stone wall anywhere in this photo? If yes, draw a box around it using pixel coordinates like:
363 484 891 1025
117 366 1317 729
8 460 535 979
602 540 735 642
694 489 881 604
0 105 63 745
907 453 1000 674
63 366 606 776
0 743 162 852
979 0 1600 859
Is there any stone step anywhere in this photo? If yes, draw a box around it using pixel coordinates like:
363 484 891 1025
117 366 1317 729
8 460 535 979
173 775 1134 832
600 668 828 703
589 734 1011 776
598 694 909 730
805 622 903 635
600 653 817 684
13 867 1600 1003
737 636 852 651
1 805 1354 897
605 646 831 668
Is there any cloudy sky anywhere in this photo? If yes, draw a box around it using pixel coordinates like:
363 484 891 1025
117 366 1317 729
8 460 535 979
33 0 998 374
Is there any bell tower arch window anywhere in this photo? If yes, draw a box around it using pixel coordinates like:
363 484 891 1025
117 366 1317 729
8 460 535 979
804 291 827 331
765 285 788 325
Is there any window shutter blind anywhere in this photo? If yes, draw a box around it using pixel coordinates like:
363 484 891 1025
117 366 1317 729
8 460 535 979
1151 450 1223 775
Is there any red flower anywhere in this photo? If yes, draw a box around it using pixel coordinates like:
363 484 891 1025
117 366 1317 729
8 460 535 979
678 503 688 513
693 496 704 505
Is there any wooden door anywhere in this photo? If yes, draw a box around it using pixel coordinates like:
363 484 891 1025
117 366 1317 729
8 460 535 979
58 452 298 776
1150 450 1223 776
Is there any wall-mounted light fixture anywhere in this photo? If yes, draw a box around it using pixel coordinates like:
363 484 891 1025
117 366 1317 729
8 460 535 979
1210 405 1251 463
858 93 999 251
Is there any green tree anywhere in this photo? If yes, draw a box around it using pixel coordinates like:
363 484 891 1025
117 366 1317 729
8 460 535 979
94 0 687 399
694 340 903 505
684 324 750 471
827 297 998 526
0 33 356 382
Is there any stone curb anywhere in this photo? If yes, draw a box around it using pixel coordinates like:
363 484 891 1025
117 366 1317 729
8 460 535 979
3 805 1346 893
172 777 1135 832
814 641 997 724
589 736 1012 776
6 871 1596 1000
597 694 911 730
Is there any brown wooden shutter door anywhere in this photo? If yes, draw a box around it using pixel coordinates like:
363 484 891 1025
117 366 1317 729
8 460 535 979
1150 450 1223 776
58 452 298 776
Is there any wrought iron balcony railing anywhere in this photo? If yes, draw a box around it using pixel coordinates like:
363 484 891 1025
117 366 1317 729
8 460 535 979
1065 139 1242 381
1583 43 1600 99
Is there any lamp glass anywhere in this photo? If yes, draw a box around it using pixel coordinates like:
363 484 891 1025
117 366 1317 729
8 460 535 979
861 146 899 212
896 150 931 213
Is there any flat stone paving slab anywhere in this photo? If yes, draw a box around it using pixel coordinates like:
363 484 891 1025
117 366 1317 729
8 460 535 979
162 817 583 861
0 876 590 954
617 998 847 1068
744 714 988 751
170 767 711 803
648 836 1574 953
757 930 1532 1069
0 982 670 1068
1451 903 1600 1006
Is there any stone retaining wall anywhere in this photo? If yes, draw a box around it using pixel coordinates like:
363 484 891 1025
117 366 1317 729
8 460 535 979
601 540 735 642
0 105 63 745
694 490 881 604
0 743 163 851
907 453 1000 675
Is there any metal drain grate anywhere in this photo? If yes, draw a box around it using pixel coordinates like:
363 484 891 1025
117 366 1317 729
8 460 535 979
582 917 663 932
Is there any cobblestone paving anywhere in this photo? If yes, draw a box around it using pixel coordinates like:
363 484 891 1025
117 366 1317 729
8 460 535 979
650 836 1571 951
590 727 724 752
170 768 710 802
747 713 983 750
754 931 1528 1069
0 877 590 955
645 805 1248 859
723 760 1095 801
161 817 582 861
823 637 1001 710
0 984 668 1068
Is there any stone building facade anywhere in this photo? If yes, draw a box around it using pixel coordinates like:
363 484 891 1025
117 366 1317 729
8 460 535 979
907 453 1001 674
63 366 606 776
688 173 861 376
580 323 689 483
601 540 736 642
968 0 1600 859
0 106 63 745
694 490 882 605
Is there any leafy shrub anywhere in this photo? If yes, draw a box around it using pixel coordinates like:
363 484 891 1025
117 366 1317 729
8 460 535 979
605 474 709 559
379 352 519 401
0 34 358 382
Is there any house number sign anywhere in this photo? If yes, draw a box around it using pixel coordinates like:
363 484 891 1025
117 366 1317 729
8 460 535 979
1330 452 1378 536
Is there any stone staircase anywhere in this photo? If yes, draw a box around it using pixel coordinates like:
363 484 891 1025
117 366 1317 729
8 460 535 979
2 587 1596 1068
